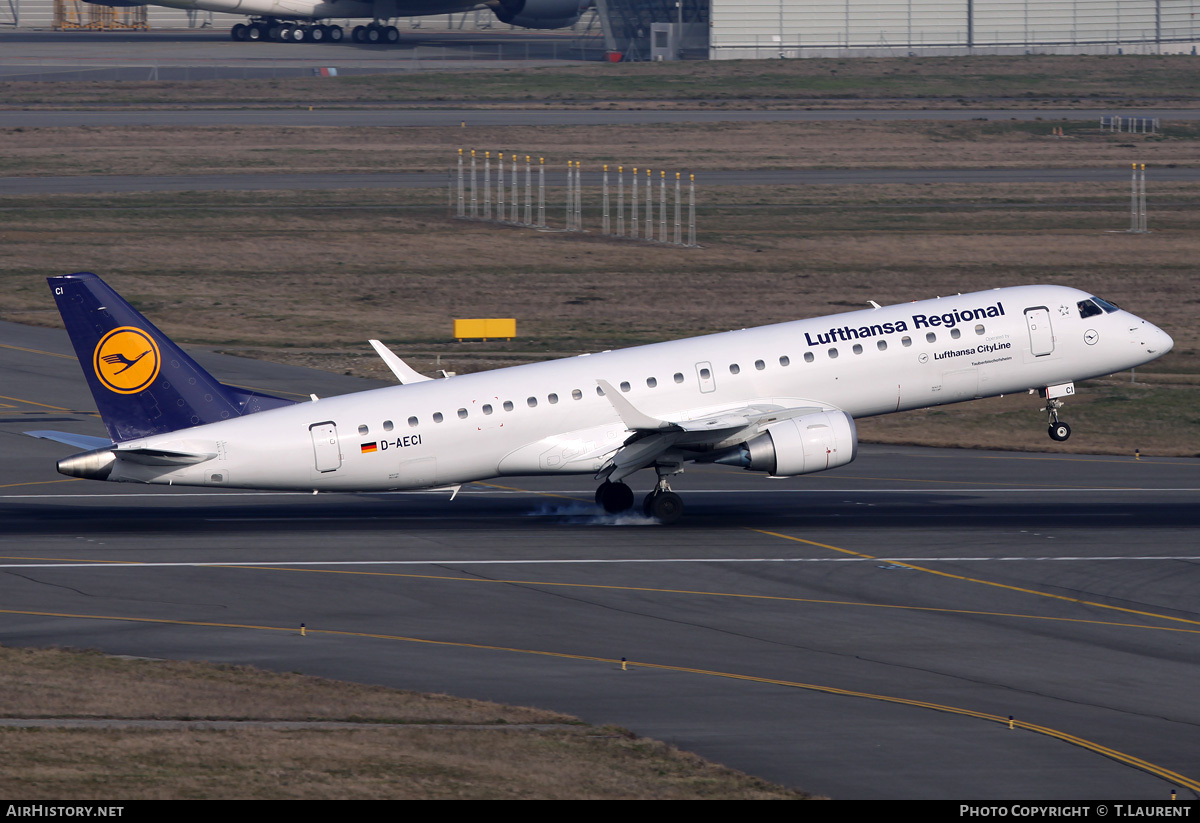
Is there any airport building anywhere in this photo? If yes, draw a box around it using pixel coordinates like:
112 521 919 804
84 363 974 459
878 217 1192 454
3 0 1199 59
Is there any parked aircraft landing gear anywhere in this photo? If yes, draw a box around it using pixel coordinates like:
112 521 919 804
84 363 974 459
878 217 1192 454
231 20 344 42
352 23 400 43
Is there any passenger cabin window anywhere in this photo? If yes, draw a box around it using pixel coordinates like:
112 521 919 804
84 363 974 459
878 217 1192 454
646 377 657 388
852 344 863 355
483 404 493 415
503 401 514 411
779 356 790 367
674 372 684 383
699 368 711 380
383 420 394 432
408 416 419 427
433 413 444 423
755 360 765 370
803 352 814 363
901 336 912 347
877 340 887 351
827 348 839 359
729 364 740 375
548 393 559 404
975 324 985 335
926 332 937 343
950 328 961 339
358 424 369 435
527 397 538 408
620 381 631 392
572 389 583 400
457 408 468 419
596 386 605 396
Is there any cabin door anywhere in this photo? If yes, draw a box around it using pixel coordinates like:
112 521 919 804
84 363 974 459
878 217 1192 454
309 421 342 473
1024 307 1055 356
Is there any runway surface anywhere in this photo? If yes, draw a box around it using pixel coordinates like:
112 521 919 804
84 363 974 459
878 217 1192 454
3 319 1199 799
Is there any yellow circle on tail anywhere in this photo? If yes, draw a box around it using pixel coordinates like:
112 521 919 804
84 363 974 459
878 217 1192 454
93 327 160 395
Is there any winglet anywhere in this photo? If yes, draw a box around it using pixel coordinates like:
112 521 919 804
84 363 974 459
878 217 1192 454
369 340 432 384
596 379 676 431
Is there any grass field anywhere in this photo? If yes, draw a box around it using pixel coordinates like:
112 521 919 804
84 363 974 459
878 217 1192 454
0 646 808 800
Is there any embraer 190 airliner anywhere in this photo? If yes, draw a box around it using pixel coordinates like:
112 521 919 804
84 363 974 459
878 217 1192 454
29 274 1172 523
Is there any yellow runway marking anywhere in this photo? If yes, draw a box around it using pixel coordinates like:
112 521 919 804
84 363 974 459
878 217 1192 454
0 394 76 412
473 481 590 504
9 555 1197 636
2 604 1196 792
751 529 1200 629
0 343 75 360
0 478 82 490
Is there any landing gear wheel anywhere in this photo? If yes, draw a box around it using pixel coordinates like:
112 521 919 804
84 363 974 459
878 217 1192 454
351 25 365 42
596 481 634 514
231 23 247 41
384 25 400 43
643 491 683 524
246 23 264 41
327 25 344 41
306 25 325 42
1049 422 1071 442
365 25 381 43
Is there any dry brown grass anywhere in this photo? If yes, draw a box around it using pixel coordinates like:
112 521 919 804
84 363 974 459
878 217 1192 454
0 120 1194 177
0 646 810 800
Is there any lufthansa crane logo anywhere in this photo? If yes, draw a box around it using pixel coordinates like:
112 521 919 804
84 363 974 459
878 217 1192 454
93 327 160 394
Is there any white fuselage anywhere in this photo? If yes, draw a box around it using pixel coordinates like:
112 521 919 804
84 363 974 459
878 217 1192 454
101 285 1172 491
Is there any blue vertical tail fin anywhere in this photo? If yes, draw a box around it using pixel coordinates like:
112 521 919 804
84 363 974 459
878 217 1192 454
49 272 294 443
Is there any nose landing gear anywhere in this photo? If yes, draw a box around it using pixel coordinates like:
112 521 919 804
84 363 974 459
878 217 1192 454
1036 382 1075 442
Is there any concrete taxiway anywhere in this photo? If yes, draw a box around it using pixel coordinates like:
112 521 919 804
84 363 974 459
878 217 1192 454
2 319 1199 799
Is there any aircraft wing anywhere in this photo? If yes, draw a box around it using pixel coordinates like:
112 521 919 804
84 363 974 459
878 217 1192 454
595 379 828 482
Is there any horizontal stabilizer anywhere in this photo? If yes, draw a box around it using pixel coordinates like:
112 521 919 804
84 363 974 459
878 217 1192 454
369 340 432 384
25 431 113 451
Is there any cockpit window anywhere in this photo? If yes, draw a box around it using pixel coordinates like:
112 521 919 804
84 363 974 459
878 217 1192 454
1078 296 1121 318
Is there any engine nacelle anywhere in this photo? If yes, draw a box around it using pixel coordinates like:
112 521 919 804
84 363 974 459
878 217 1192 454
488 0 584 29
734 411 858 477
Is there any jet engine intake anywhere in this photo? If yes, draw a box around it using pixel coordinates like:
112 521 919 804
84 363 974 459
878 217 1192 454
488 0 584 29
719 411 858 477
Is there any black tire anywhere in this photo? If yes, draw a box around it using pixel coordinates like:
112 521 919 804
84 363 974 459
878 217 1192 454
231 23 246 41
246 24 263 41
327 25 343 41
351 25 365 43
385 25 399 43
366 26 381 43
649 491 684 525
1049 422 1071 442
597 481 634 514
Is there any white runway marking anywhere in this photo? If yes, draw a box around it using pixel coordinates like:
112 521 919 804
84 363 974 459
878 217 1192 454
1 556 1198 569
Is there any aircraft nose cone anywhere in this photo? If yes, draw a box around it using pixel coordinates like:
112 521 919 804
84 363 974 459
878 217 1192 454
1145 323 1173 356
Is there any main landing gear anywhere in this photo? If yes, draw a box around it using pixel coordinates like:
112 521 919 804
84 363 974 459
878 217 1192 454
595 465 686 525
351 23 401 44
231 20 345 42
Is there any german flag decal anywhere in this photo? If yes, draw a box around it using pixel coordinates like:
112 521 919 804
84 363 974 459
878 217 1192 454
360 442 378 454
